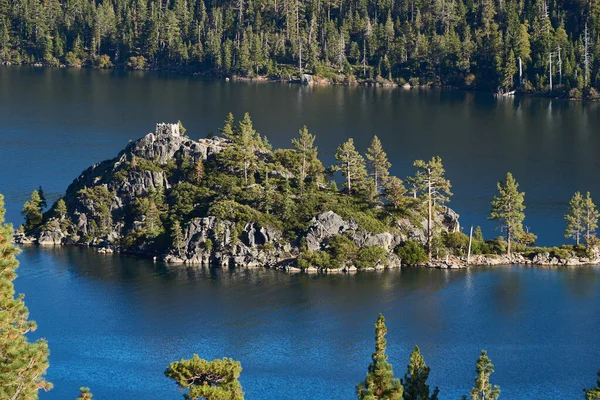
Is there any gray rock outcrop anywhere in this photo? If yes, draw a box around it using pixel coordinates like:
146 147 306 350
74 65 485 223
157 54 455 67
60 123 228 244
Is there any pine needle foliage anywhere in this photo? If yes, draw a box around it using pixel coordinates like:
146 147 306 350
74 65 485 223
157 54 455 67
0 194 52 399
401 346 439 400
357 314 404 400
467 350 500 400
165 355 244 400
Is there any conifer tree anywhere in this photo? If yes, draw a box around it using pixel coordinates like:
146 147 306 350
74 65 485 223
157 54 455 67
335 138 367 195
385 177 408 209
195 160 204 183
584 371 600 400
236 112 261 185
77 387 93 400
582 192 599 247
21 190 43 233
474 226 484 241
170 219 185 255
291 126 318 190
357 314 404 400
177 120 187 136
467 350 500 400
220 113 236 141
490 172 525 255
165 355 244 400
37 186 47 210
366 135 391 197
402 346 439 400
220 113 266 185
412 157 452 259
0 194 52 399
55 199 68 220
565 191 584 245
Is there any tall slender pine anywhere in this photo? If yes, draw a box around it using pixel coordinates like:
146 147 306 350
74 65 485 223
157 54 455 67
357 314 403 400
0 194 52 399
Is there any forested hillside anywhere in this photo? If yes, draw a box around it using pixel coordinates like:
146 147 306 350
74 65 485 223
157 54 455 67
1 0 599 96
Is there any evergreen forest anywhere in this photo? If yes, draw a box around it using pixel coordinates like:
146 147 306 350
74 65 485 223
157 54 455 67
2 0 600 97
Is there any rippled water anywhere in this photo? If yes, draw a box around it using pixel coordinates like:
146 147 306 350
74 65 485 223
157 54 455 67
14 246 600 399
2 66 600 399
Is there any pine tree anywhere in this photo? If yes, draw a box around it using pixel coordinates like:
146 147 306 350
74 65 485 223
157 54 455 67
366 135 391 197
584 371 600 400
55 199 68 220
385 176 408 209
467 350 500 400
178 120 187 136
335 138 367 196
37 186 47 210
291 125 318 190
474 226 484 242
165 355 244 400
195 160 204 183
582 192 599 247
220 112 236 141
0 194 52 399
412 157 452 259
144 201 163 238
357 314 404 400
220 113 264 185
565 191 584 245
77 387 93 399
490 172 525 255
402 346 439 400
21 190 43 233
170 219 185 255
236 112 261 185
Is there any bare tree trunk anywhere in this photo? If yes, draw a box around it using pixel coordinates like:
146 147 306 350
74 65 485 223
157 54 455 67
346 161 352 194
427 178 432 259
549 52 552 91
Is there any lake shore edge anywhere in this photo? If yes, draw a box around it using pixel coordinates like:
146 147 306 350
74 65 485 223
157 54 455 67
1 63 589 102
13 239 600 272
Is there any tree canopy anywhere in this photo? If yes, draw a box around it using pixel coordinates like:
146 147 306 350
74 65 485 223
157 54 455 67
165 355 244 400
357 313 404 400
2 0 600 97
0 194 52 399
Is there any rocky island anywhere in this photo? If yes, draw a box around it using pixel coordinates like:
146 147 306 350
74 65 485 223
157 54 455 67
15 116 600 270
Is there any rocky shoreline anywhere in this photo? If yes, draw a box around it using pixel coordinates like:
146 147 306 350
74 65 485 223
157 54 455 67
15 235 600 272
14 122 600 273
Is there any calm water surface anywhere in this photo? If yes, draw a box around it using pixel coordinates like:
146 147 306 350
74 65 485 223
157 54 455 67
16 247 600 399
2 66 600 244
2 66 600 399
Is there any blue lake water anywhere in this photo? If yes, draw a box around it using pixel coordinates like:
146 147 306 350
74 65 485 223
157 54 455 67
15 246 600 399
1 66 600 399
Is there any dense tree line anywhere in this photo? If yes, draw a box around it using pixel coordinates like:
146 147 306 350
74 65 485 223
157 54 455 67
3 0 600 95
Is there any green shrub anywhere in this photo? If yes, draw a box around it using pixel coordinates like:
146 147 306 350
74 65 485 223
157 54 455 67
395 240 428 266
354 246 388 269
127 55 147 70
470 240 490 255
134 158 163 172
326 234 358 269
444 231 469 256
94 54 113 68
65 51 82 67
527 246 571 260
297 250 331 269
486 237 507 255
